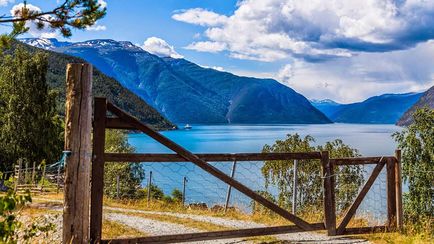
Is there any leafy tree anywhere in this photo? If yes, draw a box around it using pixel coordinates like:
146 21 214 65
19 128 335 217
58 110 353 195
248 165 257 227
393 108 434 226
0 48 63 174
104 130 145 199
261 134 363 213
0 0 106 47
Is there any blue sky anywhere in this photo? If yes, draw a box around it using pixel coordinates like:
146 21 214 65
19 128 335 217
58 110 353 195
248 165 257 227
1 0 434 103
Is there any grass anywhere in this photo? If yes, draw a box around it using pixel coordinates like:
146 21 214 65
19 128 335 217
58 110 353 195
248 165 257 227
102 219 146 239
25 192 434 243
355 232 433 244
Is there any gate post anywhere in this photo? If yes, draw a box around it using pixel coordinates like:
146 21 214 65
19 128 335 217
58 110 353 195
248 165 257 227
321 151 336 236
386 157 397 229
394 150 403 230
63 63 93 243
90 97 107 242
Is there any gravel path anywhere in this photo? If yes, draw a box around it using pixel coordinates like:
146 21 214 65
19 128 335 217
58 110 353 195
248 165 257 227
106 206 265 229
32 199 369 243
106 212 251 244
105 207 368 243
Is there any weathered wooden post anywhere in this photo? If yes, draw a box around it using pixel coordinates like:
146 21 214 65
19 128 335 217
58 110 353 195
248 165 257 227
224 160 237 212
182 176 187 206
90 97 107 242
63 63 93 244
40 163 46 192
386 157 397 229
292 160 298 214
14 160 22 192
321 151 336 236
395 150 403 230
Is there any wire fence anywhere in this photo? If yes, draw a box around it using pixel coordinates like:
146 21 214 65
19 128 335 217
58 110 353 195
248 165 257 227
0 160 65 193
116 159 392 227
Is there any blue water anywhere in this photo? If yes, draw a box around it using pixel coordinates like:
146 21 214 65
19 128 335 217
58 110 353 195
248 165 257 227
129 123 400 155
128 124 401 220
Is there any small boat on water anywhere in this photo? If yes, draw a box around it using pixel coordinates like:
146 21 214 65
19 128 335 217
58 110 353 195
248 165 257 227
184 124 192 130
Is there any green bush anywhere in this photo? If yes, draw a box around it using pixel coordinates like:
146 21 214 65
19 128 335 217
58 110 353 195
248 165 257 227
0 191 54 243
142 184 165 200
171 189 183 203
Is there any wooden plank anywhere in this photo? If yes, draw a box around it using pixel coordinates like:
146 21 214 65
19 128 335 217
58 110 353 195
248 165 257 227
101 223 325 244
104 152 322 162
343 226 388 235
336 159 386 235
63 63 93 244
106 102 314 231
331 157 394 165
386 158 397 228
394 150 403 230
90 97 107 243
106 117 135 129
321 151 336 236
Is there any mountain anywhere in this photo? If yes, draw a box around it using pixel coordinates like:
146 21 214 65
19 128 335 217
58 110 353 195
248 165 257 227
397 86 434 126
311 93 423 124
310 99 343 118
20 38 72 50
14 40 175 130
21 38 331 124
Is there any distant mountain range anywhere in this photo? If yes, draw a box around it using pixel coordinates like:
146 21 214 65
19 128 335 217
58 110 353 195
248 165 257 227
21 38 331 124
15 40 175 130
311 93 423 124
397 86 434 126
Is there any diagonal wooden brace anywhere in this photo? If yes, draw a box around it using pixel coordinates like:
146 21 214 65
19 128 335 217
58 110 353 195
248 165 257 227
106 102 314 231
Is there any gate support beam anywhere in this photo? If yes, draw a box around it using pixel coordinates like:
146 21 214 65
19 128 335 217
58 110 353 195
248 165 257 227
63 63 93 244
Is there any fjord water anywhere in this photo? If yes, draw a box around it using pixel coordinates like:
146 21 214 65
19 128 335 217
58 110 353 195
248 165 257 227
129 123 400 155
129 124 401 220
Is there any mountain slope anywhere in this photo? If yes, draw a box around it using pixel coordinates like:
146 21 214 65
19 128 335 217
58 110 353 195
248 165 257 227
21 38 331 124
310 99 343 118
312 93 422 124
397 86 434 126
15 40 175 130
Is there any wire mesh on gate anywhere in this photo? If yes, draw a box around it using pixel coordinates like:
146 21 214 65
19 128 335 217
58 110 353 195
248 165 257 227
334 163 388 227
127 159 326 224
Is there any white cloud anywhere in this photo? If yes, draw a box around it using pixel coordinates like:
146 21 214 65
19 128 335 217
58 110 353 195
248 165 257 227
0 0 14 6
185 41 226 53
140 37 183 59
173 0 434 62
10 3 58 38
277 42 434 103
172 8 228 26
277 64 294 84
86 22 106 31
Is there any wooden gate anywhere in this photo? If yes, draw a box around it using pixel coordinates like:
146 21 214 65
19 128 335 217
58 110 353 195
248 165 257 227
89 97 403 243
